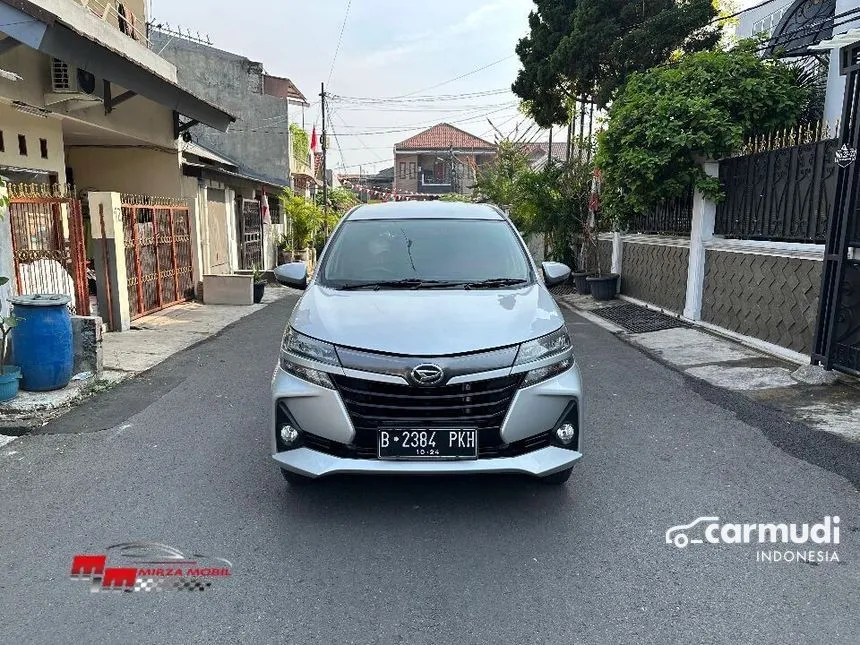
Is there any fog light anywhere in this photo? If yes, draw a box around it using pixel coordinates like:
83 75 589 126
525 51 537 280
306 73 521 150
555 423 576 445
280 425 299 446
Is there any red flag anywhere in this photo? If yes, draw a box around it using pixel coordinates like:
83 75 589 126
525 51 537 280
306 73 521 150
310 127 320 154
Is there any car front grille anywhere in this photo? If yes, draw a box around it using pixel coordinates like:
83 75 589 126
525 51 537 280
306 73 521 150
328 373 529 458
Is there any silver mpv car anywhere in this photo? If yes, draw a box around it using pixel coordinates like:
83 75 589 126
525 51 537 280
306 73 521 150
271 202 583 485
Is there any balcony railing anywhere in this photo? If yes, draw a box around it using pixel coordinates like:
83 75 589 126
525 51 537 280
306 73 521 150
419 172 451 187
74 0 150 46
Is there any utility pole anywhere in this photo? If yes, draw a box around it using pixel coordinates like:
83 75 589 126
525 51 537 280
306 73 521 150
320 82 328 235
449 144 456 194
547 128 552 165
566 98 574 163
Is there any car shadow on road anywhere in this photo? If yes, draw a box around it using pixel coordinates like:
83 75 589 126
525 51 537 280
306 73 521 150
270 471 582 523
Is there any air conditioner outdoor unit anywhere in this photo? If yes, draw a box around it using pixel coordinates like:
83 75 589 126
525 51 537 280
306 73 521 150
50 59 98 95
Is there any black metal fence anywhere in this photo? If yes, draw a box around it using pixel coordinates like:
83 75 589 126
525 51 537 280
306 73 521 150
628 188 694 235
716 138 837 243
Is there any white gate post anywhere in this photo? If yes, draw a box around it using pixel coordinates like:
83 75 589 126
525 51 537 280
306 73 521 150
611 231 623 292
0 179 13 318
684 161 719 320
89 192 131 332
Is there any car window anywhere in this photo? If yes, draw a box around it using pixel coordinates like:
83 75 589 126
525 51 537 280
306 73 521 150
319 218 532 287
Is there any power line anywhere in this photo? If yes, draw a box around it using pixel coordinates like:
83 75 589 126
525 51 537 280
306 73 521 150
331 110 387 164
394 54 517 98
333 102 517 115
327 0 353 86
329 89 513 103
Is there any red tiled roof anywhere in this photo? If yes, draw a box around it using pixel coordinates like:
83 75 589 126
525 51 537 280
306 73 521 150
395 123 496 151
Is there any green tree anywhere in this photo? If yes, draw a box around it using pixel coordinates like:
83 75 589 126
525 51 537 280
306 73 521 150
438 193 472 202
472 140 531 226
515 159 593 269
281 189 323 250
512 0 719 125
327 186 359 213
595 40 811 226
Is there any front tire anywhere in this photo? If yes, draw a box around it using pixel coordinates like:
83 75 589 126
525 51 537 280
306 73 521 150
281 468 313 486
539 467 573 485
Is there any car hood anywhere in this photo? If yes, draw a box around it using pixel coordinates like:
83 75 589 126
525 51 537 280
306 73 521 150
289 284 565 356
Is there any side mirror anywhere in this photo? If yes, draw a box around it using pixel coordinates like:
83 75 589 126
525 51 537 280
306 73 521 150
274 262 308 290
542 261 571 287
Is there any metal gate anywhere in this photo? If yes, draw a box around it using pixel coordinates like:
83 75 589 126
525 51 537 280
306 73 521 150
121 195 194 319
7 183 90 315
813 40 860 374
239 198 262 270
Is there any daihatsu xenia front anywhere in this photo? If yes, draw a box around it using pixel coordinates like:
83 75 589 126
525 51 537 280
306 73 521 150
271 201 583 485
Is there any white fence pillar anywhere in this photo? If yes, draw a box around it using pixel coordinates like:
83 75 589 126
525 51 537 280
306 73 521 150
89 192 132 332
611 231 623 292
0 180 13 319
684 162 719 320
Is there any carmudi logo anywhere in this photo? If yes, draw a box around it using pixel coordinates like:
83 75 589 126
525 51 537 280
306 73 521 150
665 516 841 564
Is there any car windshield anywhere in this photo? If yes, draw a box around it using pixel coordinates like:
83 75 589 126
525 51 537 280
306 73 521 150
318 218 532 289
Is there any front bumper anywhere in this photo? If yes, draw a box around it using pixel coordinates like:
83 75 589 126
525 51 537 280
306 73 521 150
274 446 582 478
271 355 584 479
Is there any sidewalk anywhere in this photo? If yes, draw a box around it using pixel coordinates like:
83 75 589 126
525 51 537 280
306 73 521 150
0 285 296 437
553 287 860 442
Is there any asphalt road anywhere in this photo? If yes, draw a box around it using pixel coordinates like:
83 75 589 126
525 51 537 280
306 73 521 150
0 294 857 644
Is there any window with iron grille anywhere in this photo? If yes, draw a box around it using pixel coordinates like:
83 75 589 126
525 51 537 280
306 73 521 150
268 195 281 224
399 162 406 179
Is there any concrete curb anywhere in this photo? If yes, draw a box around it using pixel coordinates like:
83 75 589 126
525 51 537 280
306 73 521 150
556 295 860 444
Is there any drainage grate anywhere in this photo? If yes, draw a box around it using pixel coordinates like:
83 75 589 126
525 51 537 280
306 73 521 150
549 282 577 297
590 303 689 334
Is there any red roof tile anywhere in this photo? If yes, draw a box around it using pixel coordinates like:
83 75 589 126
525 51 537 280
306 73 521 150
395 123 496 151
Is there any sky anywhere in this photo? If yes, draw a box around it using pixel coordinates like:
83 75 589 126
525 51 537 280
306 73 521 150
150 0 543 175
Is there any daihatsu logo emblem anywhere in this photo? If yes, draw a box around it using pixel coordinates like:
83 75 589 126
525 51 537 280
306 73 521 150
411 364 444 385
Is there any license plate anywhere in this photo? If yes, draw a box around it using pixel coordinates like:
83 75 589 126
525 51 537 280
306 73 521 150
377 429 478 460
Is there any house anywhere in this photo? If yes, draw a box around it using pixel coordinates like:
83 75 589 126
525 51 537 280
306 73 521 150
339 166 394 200
149 27 312 189
524 141 579 170
393 124 496 195
0 0 236 330
733 0 860 126
149 26 314 273
181 141 287 276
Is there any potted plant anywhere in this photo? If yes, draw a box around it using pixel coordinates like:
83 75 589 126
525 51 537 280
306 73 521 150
0 277 22 402
583 170 620 301
252 264 266 304
276 234 292 265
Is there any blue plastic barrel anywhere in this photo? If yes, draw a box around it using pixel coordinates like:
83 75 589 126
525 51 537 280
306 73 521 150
9 294 74 392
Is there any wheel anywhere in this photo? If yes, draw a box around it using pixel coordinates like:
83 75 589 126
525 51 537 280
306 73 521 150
539 467 573 485
281 468 313 486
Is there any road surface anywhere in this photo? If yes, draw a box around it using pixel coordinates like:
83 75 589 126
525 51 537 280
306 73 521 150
0 294 857 644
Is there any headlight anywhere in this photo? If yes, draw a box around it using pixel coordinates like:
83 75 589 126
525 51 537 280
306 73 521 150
282 328 339 365
521 357 573 387
516 327 573 387
515 327 572 365
280 328 338 389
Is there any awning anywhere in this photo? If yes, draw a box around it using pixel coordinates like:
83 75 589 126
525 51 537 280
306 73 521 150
0 0 235 131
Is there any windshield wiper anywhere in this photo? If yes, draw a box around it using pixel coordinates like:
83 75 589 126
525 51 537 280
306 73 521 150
466 278 529 289
337 279 465 291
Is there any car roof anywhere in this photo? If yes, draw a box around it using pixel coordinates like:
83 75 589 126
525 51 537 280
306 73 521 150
345 201 506 221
